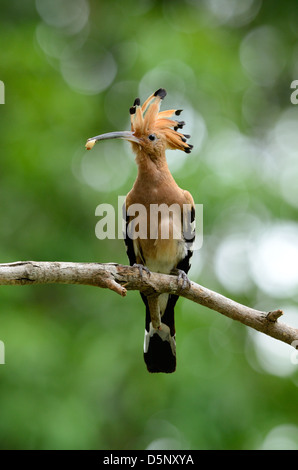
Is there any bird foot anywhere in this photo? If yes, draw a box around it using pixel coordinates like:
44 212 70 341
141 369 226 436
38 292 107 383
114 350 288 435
133 263 151 278
171 268 191 291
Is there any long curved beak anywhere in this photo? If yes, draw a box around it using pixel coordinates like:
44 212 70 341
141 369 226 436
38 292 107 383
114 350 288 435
85 131 140 150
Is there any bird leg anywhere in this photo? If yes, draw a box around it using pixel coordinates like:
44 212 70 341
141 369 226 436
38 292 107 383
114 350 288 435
147 293 161 330
171 268 191 291
133 263 151 278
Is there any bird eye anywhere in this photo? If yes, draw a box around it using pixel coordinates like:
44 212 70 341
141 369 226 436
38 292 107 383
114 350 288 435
148 134 156 141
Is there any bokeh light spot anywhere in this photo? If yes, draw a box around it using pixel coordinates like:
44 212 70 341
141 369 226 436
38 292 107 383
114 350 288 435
203 0 261 27
60 44 117 95
35 0 89 35
249 222 298 298
80 142 133 192
240 26 286 86
260 424 298 450
215 235 253 294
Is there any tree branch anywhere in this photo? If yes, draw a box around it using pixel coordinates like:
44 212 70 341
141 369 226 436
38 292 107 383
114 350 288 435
0 261 297 349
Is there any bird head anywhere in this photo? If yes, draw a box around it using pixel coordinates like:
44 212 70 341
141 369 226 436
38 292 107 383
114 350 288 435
85 88 193 157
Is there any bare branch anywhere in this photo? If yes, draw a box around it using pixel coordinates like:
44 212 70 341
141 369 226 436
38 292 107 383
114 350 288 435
0 261 297 348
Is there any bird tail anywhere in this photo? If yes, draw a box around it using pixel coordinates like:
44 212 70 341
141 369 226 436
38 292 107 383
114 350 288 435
144 322 176 373
141 293 178 373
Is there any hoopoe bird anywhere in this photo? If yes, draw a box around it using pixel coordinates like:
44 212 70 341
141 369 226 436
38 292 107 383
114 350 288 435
86 88 195 373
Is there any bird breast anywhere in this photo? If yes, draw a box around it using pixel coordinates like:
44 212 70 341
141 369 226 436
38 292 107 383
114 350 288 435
132 210 187 274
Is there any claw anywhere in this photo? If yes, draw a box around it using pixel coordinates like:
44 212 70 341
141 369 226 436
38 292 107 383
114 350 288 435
133 263 151 278
171 268 191 291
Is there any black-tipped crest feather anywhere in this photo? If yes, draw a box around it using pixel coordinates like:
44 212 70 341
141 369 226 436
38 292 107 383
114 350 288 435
129 88 193 153
154 88 167 99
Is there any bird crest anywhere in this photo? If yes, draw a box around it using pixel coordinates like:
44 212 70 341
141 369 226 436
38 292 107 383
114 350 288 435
129 88 193 153
85 88 193 154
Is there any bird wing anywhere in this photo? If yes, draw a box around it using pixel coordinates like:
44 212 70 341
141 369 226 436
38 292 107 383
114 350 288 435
123 198 137 266
177 190 195 274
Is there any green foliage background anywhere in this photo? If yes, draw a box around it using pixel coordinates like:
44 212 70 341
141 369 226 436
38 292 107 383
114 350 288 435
0 0 297 450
